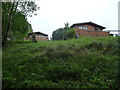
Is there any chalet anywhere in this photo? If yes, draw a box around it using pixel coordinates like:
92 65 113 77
71 21 110 37
26 32 48 41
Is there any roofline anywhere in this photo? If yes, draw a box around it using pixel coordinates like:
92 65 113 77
28 32 48 36
71 21 106 29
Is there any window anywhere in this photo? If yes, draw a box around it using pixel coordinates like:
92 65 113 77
79 27 83 29
79 27 87 30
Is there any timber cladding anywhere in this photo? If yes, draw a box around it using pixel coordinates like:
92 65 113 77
26 32 49 41
71 22 110 37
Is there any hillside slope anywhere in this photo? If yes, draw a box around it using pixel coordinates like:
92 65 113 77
3 37 119 88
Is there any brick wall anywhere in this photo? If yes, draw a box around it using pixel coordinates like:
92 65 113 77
74 25 109 37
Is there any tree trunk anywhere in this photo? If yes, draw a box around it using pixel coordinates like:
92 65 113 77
2 2 18 47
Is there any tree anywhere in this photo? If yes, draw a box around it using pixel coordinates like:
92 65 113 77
52 23 75 40
64 22 69 28
63 23 75 39
2 2 18 45
8 12 33 41
65 28 75 39
52 28 64 40
2 2 40 46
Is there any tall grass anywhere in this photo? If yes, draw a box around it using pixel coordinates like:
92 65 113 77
2 36 119 88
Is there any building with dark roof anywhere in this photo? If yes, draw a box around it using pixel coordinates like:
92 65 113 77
26 32 48 41
71 21 109 37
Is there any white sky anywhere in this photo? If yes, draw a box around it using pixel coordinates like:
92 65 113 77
27 0 119 38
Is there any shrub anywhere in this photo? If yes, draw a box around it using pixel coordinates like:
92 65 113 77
85 41 104 50
65 28 75 39
3 37 119 88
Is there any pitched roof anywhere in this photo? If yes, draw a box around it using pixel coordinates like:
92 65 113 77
71 21 106 29
28 32 48 36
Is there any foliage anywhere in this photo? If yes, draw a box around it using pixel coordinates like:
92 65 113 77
52 24 75 40
18 2 40 17
52 28 64 40
8 12 32 41
65 28 75 39
2 37 119 88
2 2 39 46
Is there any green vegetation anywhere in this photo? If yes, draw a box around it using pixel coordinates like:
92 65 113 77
52 23 75 40
3 36 119 88
9 12 32 41
2 2 39 46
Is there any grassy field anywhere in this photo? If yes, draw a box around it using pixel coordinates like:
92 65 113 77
2 36 119 88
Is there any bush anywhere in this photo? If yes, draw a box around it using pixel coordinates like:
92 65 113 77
52 27 75 40
65 28 75 39
3 37 119 88
85 41 104 50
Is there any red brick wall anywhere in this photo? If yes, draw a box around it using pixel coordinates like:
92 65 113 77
74 25 109 37
85 31 109 37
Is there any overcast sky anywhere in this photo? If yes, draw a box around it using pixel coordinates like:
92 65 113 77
27 0 119 38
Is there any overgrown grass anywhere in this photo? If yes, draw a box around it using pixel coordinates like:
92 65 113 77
2 36 119 88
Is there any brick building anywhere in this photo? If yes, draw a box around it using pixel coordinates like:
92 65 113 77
26 32 48 41
71 22 110 37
